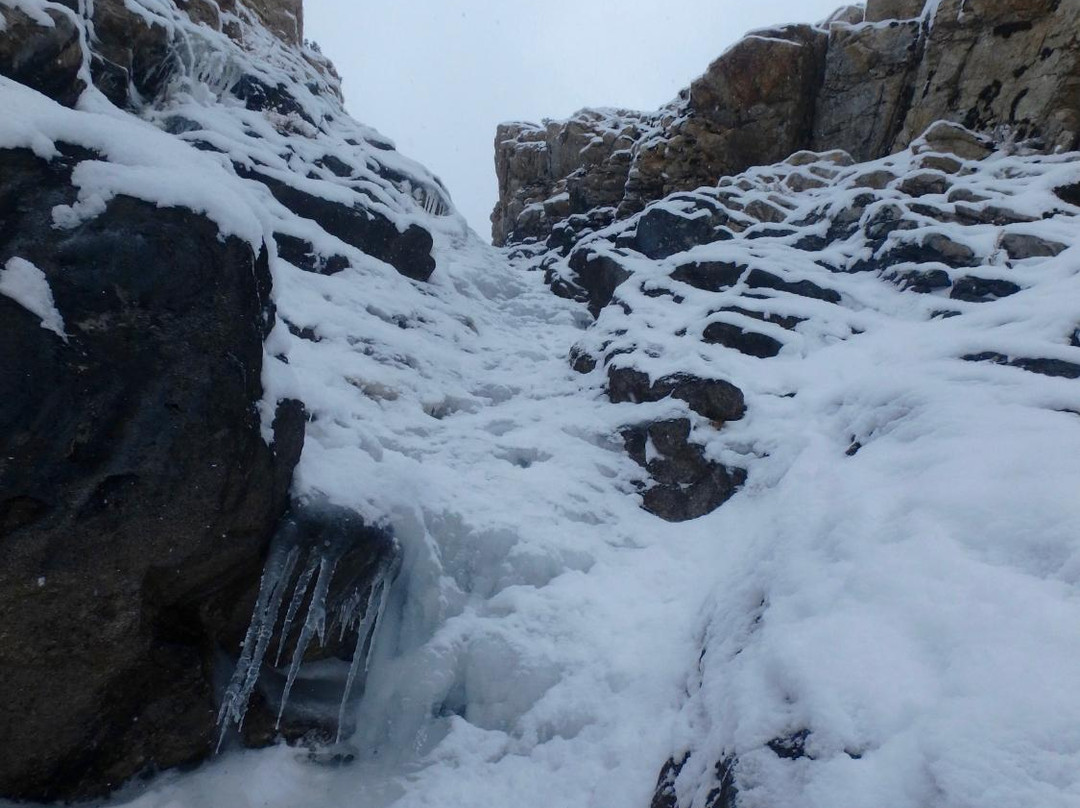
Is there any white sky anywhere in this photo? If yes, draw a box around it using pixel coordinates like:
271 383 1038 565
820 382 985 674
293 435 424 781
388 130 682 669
304 1 847 240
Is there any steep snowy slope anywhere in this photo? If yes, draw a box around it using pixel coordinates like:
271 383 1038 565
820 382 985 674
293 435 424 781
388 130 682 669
2 1 1080 807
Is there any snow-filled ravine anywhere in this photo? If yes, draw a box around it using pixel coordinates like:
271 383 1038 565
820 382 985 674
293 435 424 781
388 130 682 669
2 1 1080 806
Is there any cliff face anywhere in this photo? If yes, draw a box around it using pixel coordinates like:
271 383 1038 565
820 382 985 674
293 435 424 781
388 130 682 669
0 0 449 799
493 0 1080 246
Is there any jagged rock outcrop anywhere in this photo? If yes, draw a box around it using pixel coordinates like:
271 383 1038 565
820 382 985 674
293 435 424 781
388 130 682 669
492 109 650 245
493 0 1080 247
0 0 441 799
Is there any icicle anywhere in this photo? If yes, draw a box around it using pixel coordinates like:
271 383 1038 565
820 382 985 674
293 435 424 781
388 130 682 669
273 556 318 667
216 545 299 748
335 572 392 743
275 554 339 728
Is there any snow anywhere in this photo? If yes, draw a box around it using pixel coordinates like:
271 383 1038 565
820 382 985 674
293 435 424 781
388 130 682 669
2 1 1080 807
0 256 66 339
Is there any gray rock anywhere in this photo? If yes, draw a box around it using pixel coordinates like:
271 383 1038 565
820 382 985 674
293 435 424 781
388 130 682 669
915 121 994 161
811 19 923 161
897 0 1080 153
1000 232 1068 260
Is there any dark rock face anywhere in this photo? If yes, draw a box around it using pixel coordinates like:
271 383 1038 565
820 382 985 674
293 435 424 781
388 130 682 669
607 367 746 424
623 420 747 523
950 276 1022 302
0 147 305 801
630 206 730 260
274 233 351 275
671 261 746 292
650 752 738 808
608 369 746 522
0 6 85 106
650 754 689 808
703 321 784 358
245 168 436 282
214 500 399 749
555 248 632 317
963 352 1080 379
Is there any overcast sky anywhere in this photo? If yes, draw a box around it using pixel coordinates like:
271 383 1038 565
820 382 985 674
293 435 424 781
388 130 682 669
305 1 846 240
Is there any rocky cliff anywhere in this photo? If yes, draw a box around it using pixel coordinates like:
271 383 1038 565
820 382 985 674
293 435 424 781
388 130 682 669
493 0 1080 246
0 0 448 799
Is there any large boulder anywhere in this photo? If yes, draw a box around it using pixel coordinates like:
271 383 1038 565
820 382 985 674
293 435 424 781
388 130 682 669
0 146 305 801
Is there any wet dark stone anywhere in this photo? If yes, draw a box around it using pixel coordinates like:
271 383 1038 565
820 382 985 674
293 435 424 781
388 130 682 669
745 269 841 303
316 155 354 178
880 233 979 270
213 501 399 749
893 268 952 293
862 204 919 242
703 321 784 358
950 276 1021 302
715 306 805 331
241 167 435 282
1054 182 1080 207
650 754 690 808
623 420 747 522
0 147 305 801
630 206 730 260
569 344 598 374
274 233 350 275
232 74 312 123
670 260 747 292
88 0 175 108
768 729 812 760
607 367 746 424
963 352 1080 379
565 248 632 317
0 7 85 106
705 757 739 808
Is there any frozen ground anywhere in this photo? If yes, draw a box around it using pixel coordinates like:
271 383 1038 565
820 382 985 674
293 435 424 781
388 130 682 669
2 1 1080 806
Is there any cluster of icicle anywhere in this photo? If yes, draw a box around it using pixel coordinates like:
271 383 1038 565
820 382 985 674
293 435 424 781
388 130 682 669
217 508 396 748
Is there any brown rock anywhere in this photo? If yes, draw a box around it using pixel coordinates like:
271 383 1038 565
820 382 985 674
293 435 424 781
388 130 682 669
0 6 85 106
915 121 994 161
624 25 828 213
897 0 1080 152
865 0 927 22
